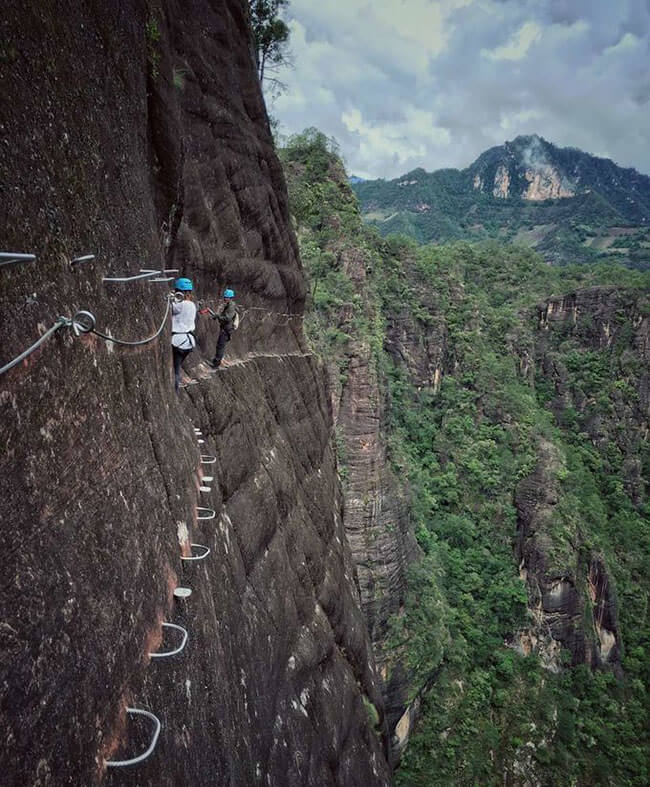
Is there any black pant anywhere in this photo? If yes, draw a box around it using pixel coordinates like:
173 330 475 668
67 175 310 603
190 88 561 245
173 346 192 391
213 326 231 366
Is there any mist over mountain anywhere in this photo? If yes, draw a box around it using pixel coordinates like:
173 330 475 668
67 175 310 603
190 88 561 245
353 135 650 269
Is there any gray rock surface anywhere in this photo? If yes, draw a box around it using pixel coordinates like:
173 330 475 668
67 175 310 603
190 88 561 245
0 2 391 785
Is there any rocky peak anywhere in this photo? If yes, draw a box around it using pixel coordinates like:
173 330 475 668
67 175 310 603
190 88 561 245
471 134 578 200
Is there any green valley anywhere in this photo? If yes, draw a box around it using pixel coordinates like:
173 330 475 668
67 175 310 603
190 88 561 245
282 128 650 786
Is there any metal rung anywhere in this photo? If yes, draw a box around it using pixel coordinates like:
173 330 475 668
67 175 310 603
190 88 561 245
104 707 161 768
149 622 188 659
180 543 211 561
200 455 216 464
196 507 215 520
199 486 211 493
201 476 214 482
103 271 160 283
70 254 95 266
140 268 179 274
174 586 192 599
197 439 205 444
0 252 36 268
149 277 174 282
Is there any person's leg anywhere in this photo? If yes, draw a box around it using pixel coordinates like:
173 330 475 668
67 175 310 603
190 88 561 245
212 328 231 366
173 347 190 391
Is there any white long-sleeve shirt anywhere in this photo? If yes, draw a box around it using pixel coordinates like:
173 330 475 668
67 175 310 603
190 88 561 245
171 300 197 349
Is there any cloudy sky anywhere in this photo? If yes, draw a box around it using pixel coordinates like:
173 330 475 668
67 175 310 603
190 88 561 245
272 0 650 179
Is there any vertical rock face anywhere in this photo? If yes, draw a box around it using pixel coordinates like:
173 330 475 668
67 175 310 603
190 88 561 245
514 440 620 671
523 167 575 200
514 285 649 674
492 165 511 199
0 3 391 786
331 240 419 739
538 286 649 502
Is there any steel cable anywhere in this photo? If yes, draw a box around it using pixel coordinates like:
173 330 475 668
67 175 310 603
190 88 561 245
0 317 72 377
89 297 172 347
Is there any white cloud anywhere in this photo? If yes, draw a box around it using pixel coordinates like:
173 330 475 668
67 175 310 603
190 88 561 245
371 0 474 58
273 0 650 178
604 31 641 56
341 105 450 172
481 21 542 61
499 108 544 132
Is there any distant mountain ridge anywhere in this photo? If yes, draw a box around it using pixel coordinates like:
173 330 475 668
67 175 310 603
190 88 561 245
353 135 650 268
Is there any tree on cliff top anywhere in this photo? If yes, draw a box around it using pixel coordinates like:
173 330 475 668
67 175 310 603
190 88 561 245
249 0 291 93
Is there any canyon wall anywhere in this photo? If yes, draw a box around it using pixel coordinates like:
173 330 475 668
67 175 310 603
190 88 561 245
0 3 391 785
514 285 649 673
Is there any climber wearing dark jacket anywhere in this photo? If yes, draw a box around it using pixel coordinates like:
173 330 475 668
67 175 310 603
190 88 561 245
208 288 237 369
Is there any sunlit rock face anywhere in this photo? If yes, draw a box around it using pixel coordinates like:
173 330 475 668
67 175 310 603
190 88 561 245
493 165 511 198
523 166 576 200
0 2 392 785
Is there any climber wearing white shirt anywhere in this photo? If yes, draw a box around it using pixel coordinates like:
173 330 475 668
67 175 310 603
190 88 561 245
171 277 197 392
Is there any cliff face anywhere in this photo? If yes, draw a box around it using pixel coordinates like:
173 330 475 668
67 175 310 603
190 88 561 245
514 285 649 673
537 286 649 502
0 3 390 786
514 439 621 671
331 241 419 740
280 150 420 750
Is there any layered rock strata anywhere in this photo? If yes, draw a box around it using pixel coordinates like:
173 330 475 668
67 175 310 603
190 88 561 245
331 240 419 740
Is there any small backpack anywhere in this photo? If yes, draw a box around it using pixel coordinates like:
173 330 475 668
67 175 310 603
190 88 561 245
232 309 240 331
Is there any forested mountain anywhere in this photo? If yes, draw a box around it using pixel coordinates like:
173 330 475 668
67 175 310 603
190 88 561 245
353 135 650 269
283 129 650 785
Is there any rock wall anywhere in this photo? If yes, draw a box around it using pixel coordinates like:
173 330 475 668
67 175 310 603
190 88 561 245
330 239 419 741
523 166 575 200
0 3 391 785
538 286 649 502
514 439 620 671
513 285 649 673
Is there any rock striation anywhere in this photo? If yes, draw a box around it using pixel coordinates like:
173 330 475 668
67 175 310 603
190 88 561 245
332 243 419 742
0 2 391 785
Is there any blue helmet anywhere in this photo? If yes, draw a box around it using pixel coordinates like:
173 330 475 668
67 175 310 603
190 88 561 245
174 277 193 291
223 288 235 298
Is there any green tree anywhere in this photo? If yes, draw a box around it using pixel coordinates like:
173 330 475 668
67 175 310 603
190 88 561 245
249 0 291 92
